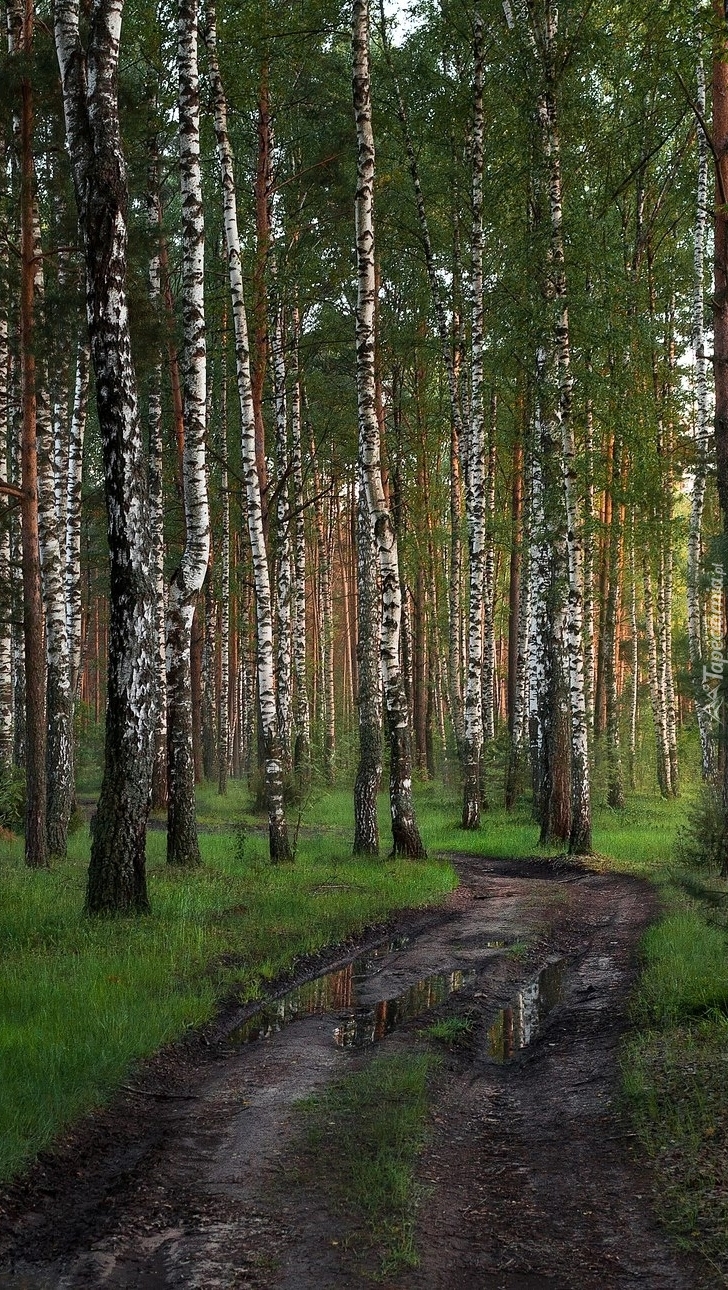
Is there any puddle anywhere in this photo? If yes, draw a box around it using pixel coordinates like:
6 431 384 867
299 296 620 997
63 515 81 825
488 959 566 1061
228 939 473 1049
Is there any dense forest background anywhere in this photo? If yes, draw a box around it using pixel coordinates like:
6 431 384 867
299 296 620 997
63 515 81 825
0 0 724 890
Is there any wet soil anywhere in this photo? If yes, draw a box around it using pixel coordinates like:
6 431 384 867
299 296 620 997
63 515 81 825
0 855 708 1288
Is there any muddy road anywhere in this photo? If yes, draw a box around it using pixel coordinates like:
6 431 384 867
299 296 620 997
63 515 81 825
0 856 706 1289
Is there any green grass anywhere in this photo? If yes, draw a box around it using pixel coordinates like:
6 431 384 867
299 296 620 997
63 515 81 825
620 865 728 1279
0 787 455 1183
294 1051 438 1275
424 1015 474 1045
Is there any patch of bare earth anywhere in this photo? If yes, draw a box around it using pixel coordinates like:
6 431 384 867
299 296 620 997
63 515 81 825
0 857 708 1288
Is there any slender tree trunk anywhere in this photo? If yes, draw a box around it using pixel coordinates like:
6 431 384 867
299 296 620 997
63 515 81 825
353 476 382 854
462 13 486 830
310 442 336 783
688 55 715 781
218 290 230 795
538 12 591 852
166 0 211 865
204 0 291 860
56 0 157 911
35 220 74 861
505 410 524 808
271 308 293 773
146 170 168 811
527 422 549 823
0 128 13 769
643 554 672 797
290 305 311 779
628 509 639 791
352 0 425 858
605 442 625 809
15 0 47 869
482 392 497 747
65 339 89 704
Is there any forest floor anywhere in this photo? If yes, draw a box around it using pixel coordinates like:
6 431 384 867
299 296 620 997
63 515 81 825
0 851 709 1290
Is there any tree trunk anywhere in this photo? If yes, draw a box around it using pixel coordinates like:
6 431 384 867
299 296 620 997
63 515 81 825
0 129 13 769
538 12 591 853
688 54 715 781
505 410 525 809
290 305 311 779
643 554 672 797
167 0 211 866
147 166 168 810
218 289 230 795
310 442 336 783
271 307 293 773
352 0 425 858
605 442 625 810
353 477 382 854
462 13 486 831
14 1 47 869
35 215 74 860
204 0 291 860
55 0 157 911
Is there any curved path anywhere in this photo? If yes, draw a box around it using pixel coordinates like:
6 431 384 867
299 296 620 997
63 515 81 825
0 856 707 1289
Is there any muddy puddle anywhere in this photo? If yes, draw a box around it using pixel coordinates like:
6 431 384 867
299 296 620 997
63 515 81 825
488 958 567 1061
228 938 475 1049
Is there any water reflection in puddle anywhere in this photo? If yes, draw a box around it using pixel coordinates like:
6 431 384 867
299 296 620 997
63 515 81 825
228 939 474 1049
488 959 566 1061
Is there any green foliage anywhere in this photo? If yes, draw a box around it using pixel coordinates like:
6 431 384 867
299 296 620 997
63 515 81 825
295 1051 438 1275
0 762 24 830
674 784 726 872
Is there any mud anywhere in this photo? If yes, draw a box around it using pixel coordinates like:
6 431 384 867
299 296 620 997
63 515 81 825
0 855 708 1288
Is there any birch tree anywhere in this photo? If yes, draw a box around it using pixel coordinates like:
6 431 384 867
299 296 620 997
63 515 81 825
462 11 486 829
166 0 211 866
204 0 291 861
687 53 715 782
352 0 425 859
55 0 157 911
12 0 47 868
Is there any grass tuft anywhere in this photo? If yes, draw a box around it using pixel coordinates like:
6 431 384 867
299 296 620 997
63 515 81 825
294 1051 438 1276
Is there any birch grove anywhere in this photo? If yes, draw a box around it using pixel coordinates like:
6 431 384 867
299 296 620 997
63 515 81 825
0 0 723 905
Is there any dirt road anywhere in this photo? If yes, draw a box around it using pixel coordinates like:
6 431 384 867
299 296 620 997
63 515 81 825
0 856 706 1288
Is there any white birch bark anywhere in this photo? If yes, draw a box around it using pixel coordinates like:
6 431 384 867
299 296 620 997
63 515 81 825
643 554 672 797
166 0 211 865
628 508 639 791
203 0 291 859
146 173 167 810
55 0 157 910
30 193 74 861
482 393 497 746
271 306 293 771
0 147 12 767
462 11 486 830
65 338 89 702
688 56 715 780
527 414 549 818
310 442 335 782
352 0 425 857
537 3 591 853
290 304 311 777
218 287 230 795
